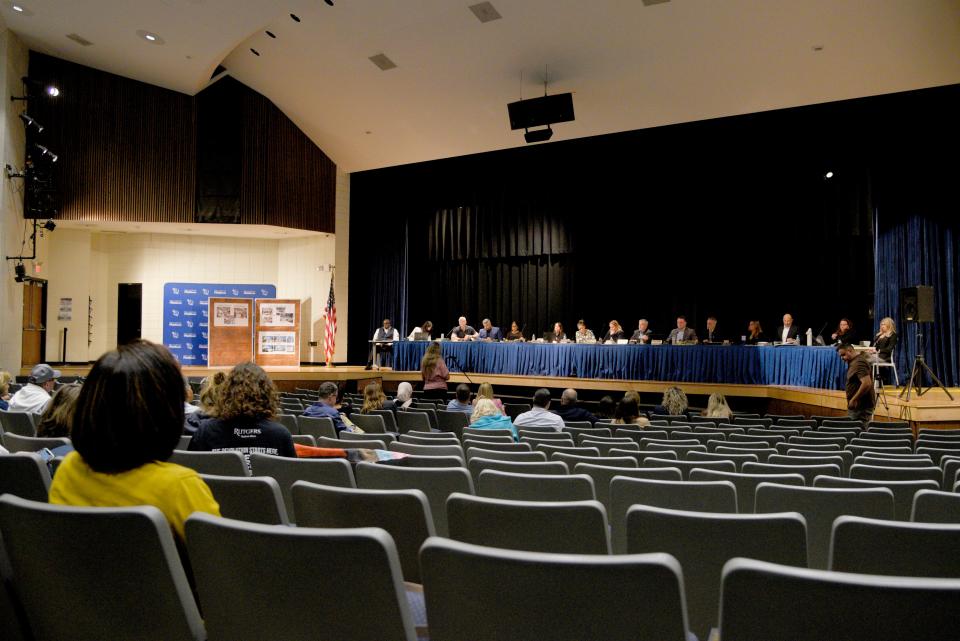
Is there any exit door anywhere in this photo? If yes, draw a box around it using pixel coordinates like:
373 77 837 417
21 279 47 366
117 283 142 346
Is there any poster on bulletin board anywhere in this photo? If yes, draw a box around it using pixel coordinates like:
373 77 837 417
163 282 276 365
254 298 301 366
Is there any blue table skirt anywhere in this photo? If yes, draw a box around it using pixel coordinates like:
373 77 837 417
393 341 846 390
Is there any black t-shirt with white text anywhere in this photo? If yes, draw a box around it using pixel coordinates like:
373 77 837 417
189 417 297 462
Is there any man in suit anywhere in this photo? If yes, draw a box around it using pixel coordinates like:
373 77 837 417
702 316 723 344
478 318 504 341
629 319 652 344
667 316 698 344
776 313 801 344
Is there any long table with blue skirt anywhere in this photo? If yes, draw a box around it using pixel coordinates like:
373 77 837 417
393 341 846 390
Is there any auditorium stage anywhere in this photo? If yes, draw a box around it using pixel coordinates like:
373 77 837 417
41 363 960 429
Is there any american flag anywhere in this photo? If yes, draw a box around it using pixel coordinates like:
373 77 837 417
323 274 336 365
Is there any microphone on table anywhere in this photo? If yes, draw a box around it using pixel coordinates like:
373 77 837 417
520 324 527 341
814 321 829 346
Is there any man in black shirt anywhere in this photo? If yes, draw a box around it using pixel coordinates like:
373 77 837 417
449 316 478 341
552 388 597 424
838 344 874 422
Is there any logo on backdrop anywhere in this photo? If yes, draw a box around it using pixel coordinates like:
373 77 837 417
162 282 276 365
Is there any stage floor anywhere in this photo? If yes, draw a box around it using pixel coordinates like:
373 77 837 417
40 363 960 428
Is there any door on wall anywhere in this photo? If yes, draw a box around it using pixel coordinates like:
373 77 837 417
117 283 142 346
21 279 47 367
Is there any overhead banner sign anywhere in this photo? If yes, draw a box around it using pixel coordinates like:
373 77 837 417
163 282 276 365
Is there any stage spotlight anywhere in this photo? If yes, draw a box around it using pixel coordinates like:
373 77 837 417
34 144 58 162
11 77 61 101
46 85 60 97
4 164 25 179
824 171 834 179
18 113 43 132
42 219 56 232
14 263 26 283
524 126 553 144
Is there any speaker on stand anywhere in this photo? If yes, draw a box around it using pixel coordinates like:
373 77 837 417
898 285 953 401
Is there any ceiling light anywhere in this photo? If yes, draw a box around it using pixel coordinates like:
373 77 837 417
290 13 301 22
324 0 334 5
12 4 23 11
468 2 502 23
34 144 57 162
369 53 397 71
824 171 834 179
265 30 276 38
250 48 260 56
524 126 553 144
19 113 43 132
136 30 165 45
45 85 59 97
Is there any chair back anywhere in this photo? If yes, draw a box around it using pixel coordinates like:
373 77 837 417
397 411 432 433
642 457 736 480
742 461 841 486
436 410 469 437
813 475 939 521
200 474 289 525
574 463 682 513
830 515 960 577
467 458 567 483
478 469 595 502
350 413 387 433
248 453 356 521
168 450 249 477
1 434 70 453
0 412 36 437
297 416 338 439
389 442 464 462
689 469 805 514
0 453 50 501
465 447 545 463
911 489 960 523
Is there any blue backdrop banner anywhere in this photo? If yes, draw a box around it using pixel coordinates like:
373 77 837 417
163 282 276 365
393 341 846 390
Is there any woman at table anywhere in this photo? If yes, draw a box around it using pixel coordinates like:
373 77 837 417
548 322 567 343
602 320 625 344
505 321 525 342
872 317 898 362
831 318 856 345
575 319 596 344
420 341 449 400
407 320 433 340
744 320 766 345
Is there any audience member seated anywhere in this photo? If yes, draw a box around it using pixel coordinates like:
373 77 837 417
513 388 565 431
745 320 766 345
395 381 415 409
613 395 650 426
474 382 505 414
407 320 433 340
9 363 60 414
654 386 688 416
420 342 450 400
602 320 625 344
872 317 898 362
183 376 200 419
702 392 733 420
302 381 349 433
185 372 226 434
596 395 616 420
469 398 517 439
504 321 525 342
190 362 296 464
831 318 856 346
552 388 597 424
360 382 396 414
36 384 81 438
575 319 596 344
49 340 220 540
0 370 12 410
478 319 504 341
446 384 474 415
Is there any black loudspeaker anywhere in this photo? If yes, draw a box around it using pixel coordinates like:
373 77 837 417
900 285 935 322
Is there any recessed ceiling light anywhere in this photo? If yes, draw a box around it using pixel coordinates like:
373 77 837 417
290 13 301 22
8 3 33 15
265 30 276 38
250 48 260 56
324 0 334 5
136 29 165 45
812 45 824 52
468 2 501 23
12 4 24 12
369 53 397 71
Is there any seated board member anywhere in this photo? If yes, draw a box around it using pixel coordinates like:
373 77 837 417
629 319 652 344
368 318 400 368
49 340 220 541
303 381 350 432
831 318 856 346
189 362 297 467
602 320 625 344
449 316 478 341
552 388 597 424
407 320 433 341
701 316 723 344
575 319 596 344
667 316 698 344
478 318 504 341
504 320 526 342
776 313 802 344
744 320 767 345
871 317 898 363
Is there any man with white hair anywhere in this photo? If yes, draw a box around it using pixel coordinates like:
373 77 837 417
449 316 477 341
9 363 60 414
552 388 598 424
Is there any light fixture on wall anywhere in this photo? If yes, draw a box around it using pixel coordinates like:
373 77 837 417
5 163 25 179
33 144 58 162
14 263 26 283
18 113 43 132
10 76 60 101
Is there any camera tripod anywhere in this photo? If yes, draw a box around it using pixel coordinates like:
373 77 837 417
900 328 954 401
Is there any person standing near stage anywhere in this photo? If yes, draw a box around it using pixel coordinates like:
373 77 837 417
449 317 478 341
837 343 875 423
420 342 450 400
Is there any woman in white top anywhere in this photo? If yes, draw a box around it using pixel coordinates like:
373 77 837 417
575 319 596 343
395 382 414 409
407 320 433 340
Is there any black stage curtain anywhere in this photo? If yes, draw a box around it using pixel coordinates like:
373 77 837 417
349 84 960 365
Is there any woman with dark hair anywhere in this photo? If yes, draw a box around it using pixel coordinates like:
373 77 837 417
551 322 567 343
596 395 616 420
505 321 525 341
420 342 449 400
49 341 219 539
744 320 766 345
407 320 433 340
612 395 649 426
189 362 296 463
36 384 81 438
831 318 856 345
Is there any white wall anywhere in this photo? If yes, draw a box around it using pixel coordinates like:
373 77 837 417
276 233 336 362
333 168 350 363
0 23 29 373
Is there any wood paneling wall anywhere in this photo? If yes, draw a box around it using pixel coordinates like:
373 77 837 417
26 53 335 232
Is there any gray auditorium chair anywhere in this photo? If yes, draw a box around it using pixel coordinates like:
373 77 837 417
397 410 432 433
641 456 736 480
436 410 469 437
355 462 473 536
1 433 70 453
291 481 434 583
168 450 248 477
420 537 690 641
462 439 530 452
477 469 595 502
350 413 387 433
687 450 759 471
185 513 418 641
627 505 807 641
467 458 567 483
465 447 545 462
317 435 388 449
290 434 316 447
403 430 459 441
563 426 612 441
714 445 777 462
368 409 399 432
503 403 530 421
0 412 36 437
0 453 51 501
742 461 841 486
200 474 289 525
397 455 467 468
275 413 298 434
916 446 960 465
855 455 935 468
830 515 960 577
248 453 355 521
719 557 960 641
177 435 192 450
689 469 805 514
609 477 738 553
845 444 912 458
447 492 611 554
912 489 960 523
296 415 338 439
813 475 938 521
535 444 599 458
574 463 682 514
388 442 464 462
551 453 638 469
643 443 708 459
769 453 850 476
463 427 514 439
850 463 941 483
729 433 784 447
400 434 460 447
754 483 895 569
580 439 639 456
0 495 205 641
789 435 848 447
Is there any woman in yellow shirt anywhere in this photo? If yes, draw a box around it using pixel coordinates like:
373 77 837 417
49 340 219 539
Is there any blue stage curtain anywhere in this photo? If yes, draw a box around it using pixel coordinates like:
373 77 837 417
365 220 410 340
874 208 959 387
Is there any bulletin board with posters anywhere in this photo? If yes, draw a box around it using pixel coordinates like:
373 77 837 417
254 299 301 366
207 298 255 367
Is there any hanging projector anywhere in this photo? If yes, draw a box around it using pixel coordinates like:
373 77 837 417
507 92 574 144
